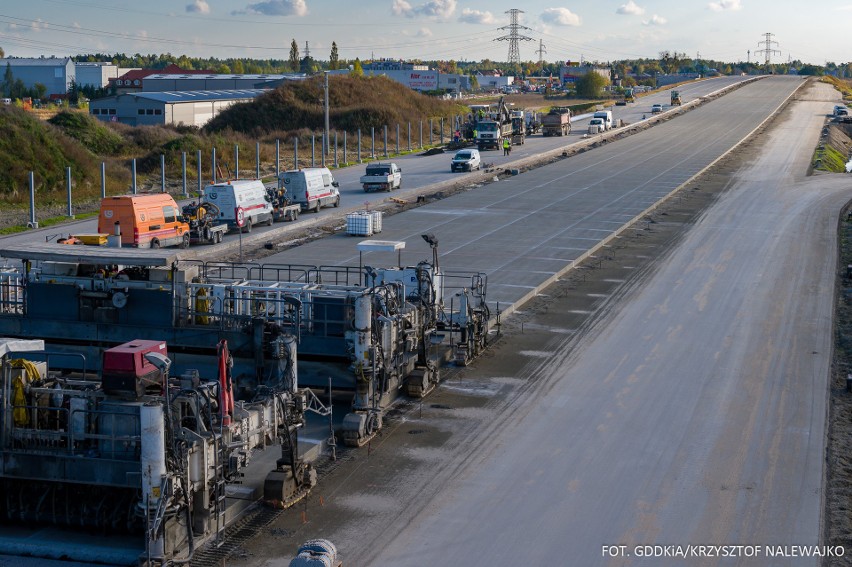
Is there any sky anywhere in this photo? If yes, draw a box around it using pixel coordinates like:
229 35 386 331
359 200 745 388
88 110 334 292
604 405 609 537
0 0 848 65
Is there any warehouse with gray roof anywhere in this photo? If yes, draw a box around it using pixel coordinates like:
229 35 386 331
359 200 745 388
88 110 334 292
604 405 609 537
89 89 266 126
0 57 75 97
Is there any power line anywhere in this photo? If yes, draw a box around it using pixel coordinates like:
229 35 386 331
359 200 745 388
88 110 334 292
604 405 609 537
756 32 780 66
0 13 498 58
495 9 534 65
536 39 546 67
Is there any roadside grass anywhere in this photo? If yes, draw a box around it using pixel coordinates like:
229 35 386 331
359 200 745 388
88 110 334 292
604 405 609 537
822 76 852 104
814 144 848 173
0 211 99 236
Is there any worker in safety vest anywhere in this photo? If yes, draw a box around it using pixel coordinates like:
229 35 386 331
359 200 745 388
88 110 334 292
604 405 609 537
503 137 511 156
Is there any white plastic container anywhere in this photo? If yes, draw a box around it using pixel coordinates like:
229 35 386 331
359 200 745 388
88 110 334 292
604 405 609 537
370 210 382 233
346 212 373 236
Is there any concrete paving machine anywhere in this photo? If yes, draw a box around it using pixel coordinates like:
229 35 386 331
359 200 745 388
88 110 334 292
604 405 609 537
0 336 316 566
0 238 490 449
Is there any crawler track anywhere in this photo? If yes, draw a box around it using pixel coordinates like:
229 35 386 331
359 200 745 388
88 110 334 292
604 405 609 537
189 507 283 567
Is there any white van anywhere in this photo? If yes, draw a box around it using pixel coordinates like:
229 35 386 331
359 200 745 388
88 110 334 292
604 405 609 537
592 110 612 131
278 168 340 213
203 179 273 233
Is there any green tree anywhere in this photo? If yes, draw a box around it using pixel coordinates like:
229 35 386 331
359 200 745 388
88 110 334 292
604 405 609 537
33 83 47 100
10 78 25 99
329 42 339 70
67 79 79 103
3 62 12 97
799 64 824 76
351 58 363 77
217 64 231 74
300 55 314 74
575 71 609 98
0 47 4 58
232 60 245 74
469 74 479 91
289 39 300 73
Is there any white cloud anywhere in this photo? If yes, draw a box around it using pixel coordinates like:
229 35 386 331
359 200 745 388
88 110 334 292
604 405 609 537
237 0 308 16
72 22 81 29
708 0 742 11
838 4 852 9
616 1 645 15
393 0 457 20
392 0 413 16
418 27 433 37
418 0 456 18
541 7 580 26
136 29 149 39
459 8 495 24
186 0 210 14
642 14 667 25
30 19 48 32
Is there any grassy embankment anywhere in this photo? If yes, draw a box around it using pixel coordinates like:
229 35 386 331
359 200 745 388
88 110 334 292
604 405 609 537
814 76 852 173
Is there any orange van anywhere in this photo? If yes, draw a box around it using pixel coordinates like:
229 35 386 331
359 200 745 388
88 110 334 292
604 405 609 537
98 194 191 249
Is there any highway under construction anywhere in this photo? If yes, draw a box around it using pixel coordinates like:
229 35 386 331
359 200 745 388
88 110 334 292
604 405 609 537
0 75 830 566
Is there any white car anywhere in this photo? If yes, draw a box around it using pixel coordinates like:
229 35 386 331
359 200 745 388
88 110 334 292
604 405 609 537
451 149 481 172
651 104 663 114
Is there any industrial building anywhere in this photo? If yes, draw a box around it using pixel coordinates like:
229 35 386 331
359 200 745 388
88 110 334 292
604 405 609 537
142 73 303 92
109 64 210 94
329 66 469 93
0 57 75 97
73 62 119 89
475 72 515 91
89 89 266 126
560 64 612 86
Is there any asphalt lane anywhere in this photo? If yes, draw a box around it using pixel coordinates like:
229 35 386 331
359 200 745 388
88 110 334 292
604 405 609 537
359 79 846 567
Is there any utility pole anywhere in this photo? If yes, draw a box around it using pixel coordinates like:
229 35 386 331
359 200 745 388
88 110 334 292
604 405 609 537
536 39 547 69
323 71 330 157
756 32 780 66
304 41 310 59
495 9 534 65
747 49 750 63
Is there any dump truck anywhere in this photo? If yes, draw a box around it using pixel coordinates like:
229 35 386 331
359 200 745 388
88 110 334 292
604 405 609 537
542 107 571 136
525 111 542 135
360 162 402 192
671 90 682 106
181 200 229 245
510 110 526 145
476 96 513 150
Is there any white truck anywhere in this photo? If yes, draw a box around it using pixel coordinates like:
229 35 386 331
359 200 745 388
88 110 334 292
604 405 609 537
359 162 402 192
203 179 274 233
592 110 613 131
279 167 341 213
588 118 607 134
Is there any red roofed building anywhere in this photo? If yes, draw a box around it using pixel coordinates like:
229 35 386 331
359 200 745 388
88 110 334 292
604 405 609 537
109 64 213 94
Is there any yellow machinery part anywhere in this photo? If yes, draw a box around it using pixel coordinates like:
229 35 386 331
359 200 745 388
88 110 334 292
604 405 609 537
195 286 210 325
10 358 41 427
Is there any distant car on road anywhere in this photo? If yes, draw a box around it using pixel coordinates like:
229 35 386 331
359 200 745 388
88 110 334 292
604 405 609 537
651 103 663 114
451 149 481 172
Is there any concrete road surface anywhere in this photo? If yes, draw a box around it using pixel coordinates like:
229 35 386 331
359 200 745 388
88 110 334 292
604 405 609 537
257 77 803 315
350 81 849 565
